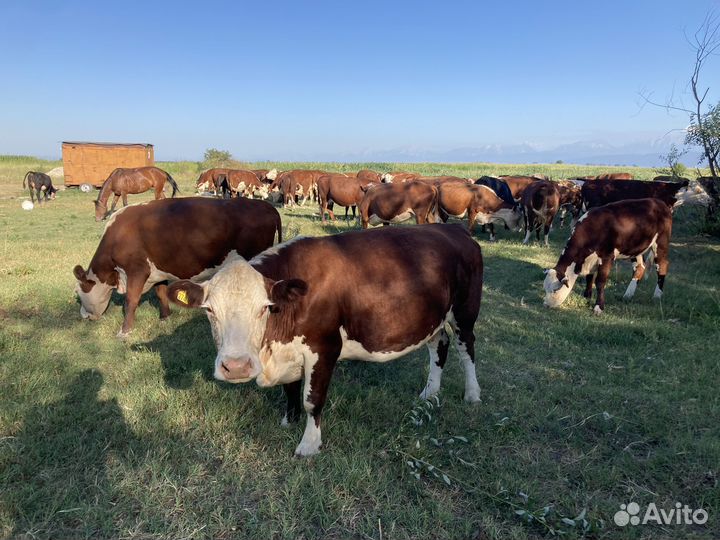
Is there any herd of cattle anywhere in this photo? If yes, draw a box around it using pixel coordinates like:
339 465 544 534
38 163 715 455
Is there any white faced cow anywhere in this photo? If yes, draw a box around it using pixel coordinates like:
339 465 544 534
168 224 484 456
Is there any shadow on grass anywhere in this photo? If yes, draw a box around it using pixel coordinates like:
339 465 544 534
4 370 136 539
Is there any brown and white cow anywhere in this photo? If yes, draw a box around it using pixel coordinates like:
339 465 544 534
196 168 230 194
73 197 282 337
380 172 420 184
252 169 279 183
317 173 373 223
554 180 583 226
358 181 438 228
544 198 672 315
274 170 327 206
224 170 269 199
521 181 560 245
167 224 484 456
437 183 522 240
581 179 710 210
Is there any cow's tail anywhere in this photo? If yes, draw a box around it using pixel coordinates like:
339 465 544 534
166 172 180 197
23 171 31 189
428 185 440 223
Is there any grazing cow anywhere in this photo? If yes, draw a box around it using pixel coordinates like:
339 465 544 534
554 180 583 226
23 171 57 204
74 197 281 337
358 181 438 228
380 172 420 183
438 183 521 240
474 176 517 238
543 198 672 314
521 181 560 245
196 168 230 194
274 170 326 206
317 174 372 223
94 167 179 222
167 224 484 456
581 179 710 210
224 170 268 199
252 169 279 183
498 175 542 199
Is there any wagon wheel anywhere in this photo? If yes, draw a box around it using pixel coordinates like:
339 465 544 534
79 183 93 193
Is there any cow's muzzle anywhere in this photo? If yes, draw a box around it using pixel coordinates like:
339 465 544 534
217 357 256 383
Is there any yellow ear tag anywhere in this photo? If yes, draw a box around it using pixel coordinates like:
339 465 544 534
176 290 189 305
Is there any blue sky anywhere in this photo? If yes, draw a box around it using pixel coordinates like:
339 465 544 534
1 0 719 162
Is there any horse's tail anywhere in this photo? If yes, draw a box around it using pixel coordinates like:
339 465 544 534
23 171 32 189
166 172 180 198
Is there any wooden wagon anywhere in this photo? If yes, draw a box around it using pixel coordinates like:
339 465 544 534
62 141 154 191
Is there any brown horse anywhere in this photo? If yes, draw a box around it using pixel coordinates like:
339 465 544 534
94 167 179 221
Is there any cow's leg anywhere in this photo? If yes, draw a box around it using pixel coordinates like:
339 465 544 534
583 273 595 298
282 380 302 426
653 241 669 299
419 329 450 400
122 194 128 207
522 212 532 244
455 324 481 403
36 188 42 204
543 219 551 246
118 266 150 338
623 255 646 300
593 257 613 315
154 282 171 320
488 222 496 242
296 346 340 457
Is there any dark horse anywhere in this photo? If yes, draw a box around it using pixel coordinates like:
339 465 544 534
23 171 57 204
94 166 179 221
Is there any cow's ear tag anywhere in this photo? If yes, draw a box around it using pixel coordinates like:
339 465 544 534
176 290 189 305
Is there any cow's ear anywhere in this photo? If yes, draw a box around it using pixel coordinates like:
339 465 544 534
168 280 205 308
270 279 308 307
73 265 87 281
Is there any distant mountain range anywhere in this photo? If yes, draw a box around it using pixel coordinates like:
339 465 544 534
260 139 703 168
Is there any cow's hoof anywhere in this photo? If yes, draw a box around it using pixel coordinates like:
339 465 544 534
117 331 131 339
419 388 439 401
464 391 481 403
592 305 603 316
294 442 321 457
280 414 290 427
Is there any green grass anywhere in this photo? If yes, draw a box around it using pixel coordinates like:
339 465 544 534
1 157 719 539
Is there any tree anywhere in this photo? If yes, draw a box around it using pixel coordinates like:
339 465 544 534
656 143 688 178
640 11 720 176
202 148 233 167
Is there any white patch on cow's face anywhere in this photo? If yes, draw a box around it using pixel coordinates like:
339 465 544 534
255 185 270 199
201 259 272 383
543 264 578 308
675 182 711 207
495 207 523 231
381 173 394 183
76 269 114 320
266 168 278 181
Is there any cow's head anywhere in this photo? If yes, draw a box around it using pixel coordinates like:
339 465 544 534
675 180 712 207
266 168 278 181
168 259 308 384
381 173 394 183
543 265 577 308
73 265 114 320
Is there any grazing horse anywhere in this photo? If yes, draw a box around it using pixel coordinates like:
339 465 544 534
23 171 57 204
94 167 179 221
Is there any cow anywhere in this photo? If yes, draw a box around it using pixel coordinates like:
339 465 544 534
166 224 484 456
358 181 438 229
437 183 521 240
581 179 710 210
196 168 230 194
543 198 672 315
474 176 516 238
23 171 57 204
413 176 473 187
554 180 583 226
653 175 690 183
252 169 279 183
74 197 282 337
498 175 542 199
274 170 326 206
317 173 373 223
577 173 634 180
380 172 420 184
224 170 269 199
520 181 560 245
356 169 382 183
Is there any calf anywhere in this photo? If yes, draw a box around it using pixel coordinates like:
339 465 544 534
438 183 521 240
358 181 438 228
167 224 484 456
23 171 57 204
543 198 672 314
581 179 710 210
73 197 281 337
521 181 560 245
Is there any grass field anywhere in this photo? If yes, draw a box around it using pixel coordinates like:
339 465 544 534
1 157 719 539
